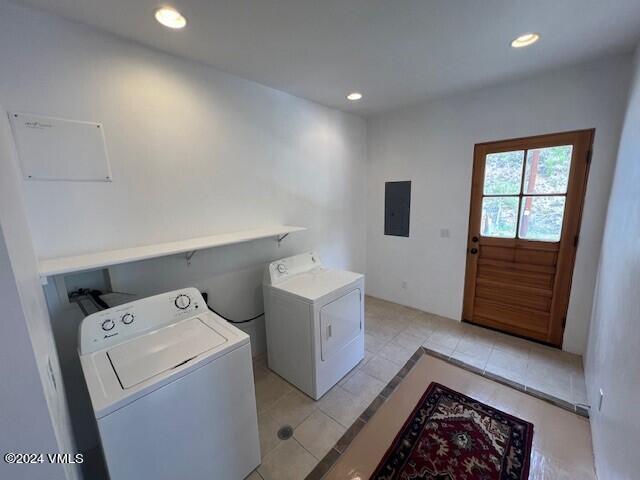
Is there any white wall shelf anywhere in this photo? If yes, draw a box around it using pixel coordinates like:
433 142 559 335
39 225 306 277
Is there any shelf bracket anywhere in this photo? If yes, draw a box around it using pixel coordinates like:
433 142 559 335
276 233 289 247
185 250 197 266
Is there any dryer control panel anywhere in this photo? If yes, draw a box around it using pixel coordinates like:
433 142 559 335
264 251 322 285
79 287 205 354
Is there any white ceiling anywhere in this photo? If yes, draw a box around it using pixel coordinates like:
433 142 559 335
16 0 640 115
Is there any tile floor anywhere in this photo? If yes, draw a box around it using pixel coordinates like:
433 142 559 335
247 295 590 480
325 354 595 480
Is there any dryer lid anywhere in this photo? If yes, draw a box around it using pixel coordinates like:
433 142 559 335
107 317 227 389
272 267 363 302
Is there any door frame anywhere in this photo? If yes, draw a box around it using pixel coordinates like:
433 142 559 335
462 129 595 347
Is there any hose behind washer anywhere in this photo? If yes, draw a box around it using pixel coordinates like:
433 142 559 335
201 292 264 324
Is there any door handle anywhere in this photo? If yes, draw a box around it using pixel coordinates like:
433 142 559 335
469 248 478 255
327 324 332 338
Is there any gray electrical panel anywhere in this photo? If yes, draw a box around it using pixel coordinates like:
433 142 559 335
384 181 411 237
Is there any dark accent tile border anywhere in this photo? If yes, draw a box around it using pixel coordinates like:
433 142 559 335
525 386 576 412
335 418 366 454
305 345 588 479
447 356 484 375
360 395 386 423
306 447 341 480
380 375 402 398
305 351 423 479
420 346 590 419
420 347 449 362
575 405 590 417
483 368 527 391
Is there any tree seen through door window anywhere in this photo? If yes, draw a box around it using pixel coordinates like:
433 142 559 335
481 146 572 241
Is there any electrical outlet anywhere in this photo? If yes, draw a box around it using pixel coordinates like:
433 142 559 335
440 228 450 238
598 389 604 411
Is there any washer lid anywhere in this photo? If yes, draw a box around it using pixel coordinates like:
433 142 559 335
107 317 227 389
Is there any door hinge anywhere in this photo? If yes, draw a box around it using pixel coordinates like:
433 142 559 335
586 149 593 165
574 235 579 247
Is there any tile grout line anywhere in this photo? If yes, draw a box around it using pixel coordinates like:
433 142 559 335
294 436 322 463
316 386 364 430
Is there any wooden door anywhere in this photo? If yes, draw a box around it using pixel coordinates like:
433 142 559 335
462 130 594 347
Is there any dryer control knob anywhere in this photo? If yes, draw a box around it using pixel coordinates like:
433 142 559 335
175 294 191 309
277 264 287 274
101 319 115 331
121 313 134 325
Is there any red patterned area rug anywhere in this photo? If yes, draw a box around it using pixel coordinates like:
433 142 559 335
371 382 534 480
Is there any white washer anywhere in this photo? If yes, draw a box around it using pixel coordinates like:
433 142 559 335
78 287 260 480
263 252 364 399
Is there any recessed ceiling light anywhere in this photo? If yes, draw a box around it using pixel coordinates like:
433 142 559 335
511 33 540 48
155 7 187 29
346 92 363 101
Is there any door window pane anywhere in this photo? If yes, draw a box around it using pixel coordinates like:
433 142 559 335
519 196 566 242
483 151 524 195
481 196 519 238
523 145 572 194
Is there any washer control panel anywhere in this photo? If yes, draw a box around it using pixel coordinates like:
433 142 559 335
101 319 115 331
79 287 204 354
265 251 321 285
174 294 191 309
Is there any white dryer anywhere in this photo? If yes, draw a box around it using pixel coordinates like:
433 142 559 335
263 252 364 399
78 287 260 480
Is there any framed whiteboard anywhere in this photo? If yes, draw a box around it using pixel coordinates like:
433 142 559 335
8 112 112 182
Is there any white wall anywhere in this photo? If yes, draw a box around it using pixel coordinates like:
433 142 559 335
366 55 632 354
0 0 367 454
0 0 367 343
0 1 366 265
585 46 640 479
0 227 66 480
0 106 79 479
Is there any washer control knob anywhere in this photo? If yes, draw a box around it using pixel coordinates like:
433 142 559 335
175 294 191 310
101 319 115 331
121 313 134 325
277 264 287 274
